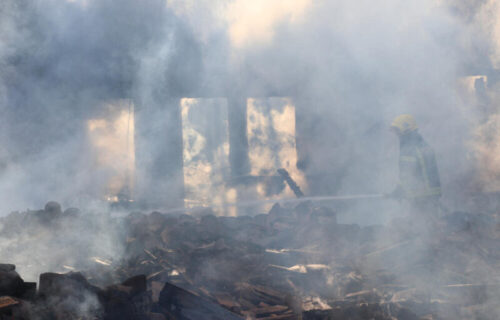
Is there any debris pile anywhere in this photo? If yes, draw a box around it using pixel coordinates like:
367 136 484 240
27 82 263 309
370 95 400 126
0 201 499 319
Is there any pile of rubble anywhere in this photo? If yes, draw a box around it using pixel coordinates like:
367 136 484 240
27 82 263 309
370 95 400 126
0 200 499 319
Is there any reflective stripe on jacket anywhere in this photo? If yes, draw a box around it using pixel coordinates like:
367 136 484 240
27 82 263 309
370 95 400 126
399 131 441 199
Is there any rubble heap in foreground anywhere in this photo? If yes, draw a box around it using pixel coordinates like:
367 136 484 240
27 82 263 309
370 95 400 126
0 201 499 319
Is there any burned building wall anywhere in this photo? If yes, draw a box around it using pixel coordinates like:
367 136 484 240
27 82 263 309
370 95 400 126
0 0 202 211
294 99 350 196
227 95 251 179
134 98 185 209
1 0 500 214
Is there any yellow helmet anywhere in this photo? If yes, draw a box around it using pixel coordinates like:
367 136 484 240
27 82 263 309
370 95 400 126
391 114 418 134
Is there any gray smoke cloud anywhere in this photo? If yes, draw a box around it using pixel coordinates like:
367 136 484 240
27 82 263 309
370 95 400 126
0 0 496 212
235 1 471 203
166 0 496 216
0 0 202 212
0 0 499 317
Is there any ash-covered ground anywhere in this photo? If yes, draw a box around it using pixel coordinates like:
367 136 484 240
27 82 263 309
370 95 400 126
0 201 498 319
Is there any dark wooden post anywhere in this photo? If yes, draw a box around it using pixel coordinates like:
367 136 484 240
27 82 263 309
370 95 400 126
227 96 250 179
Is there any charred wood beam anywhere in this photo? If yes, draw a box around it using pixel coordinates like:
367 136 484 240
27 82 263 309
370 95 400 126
159 282 243 320
277 168 304 198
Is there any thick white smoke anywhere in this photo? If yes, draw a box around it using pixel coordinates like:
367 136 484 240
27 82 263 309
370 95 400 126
1 0 498 213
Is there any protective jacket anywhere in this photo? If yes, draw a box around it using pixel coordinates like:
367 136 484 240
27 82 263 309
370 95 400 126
398 131 441 199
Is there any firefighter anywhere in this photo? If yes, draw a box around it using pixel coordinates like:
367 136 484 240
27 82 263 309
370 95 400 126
389 114 442 219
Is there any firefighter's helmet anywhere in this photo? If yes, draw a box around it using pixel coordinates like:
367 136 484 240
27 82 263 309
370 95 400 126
391 114 418 134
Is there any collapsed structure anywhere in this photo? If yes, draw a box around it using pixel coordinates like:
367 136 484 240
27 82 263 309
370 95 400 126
0 201 498 319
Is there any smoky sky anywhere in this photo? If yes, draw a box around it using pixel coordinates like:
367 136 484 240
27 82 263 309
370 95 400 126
227 0 488 207
0 0 497 212
0 0 203 210
1 0 200 152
